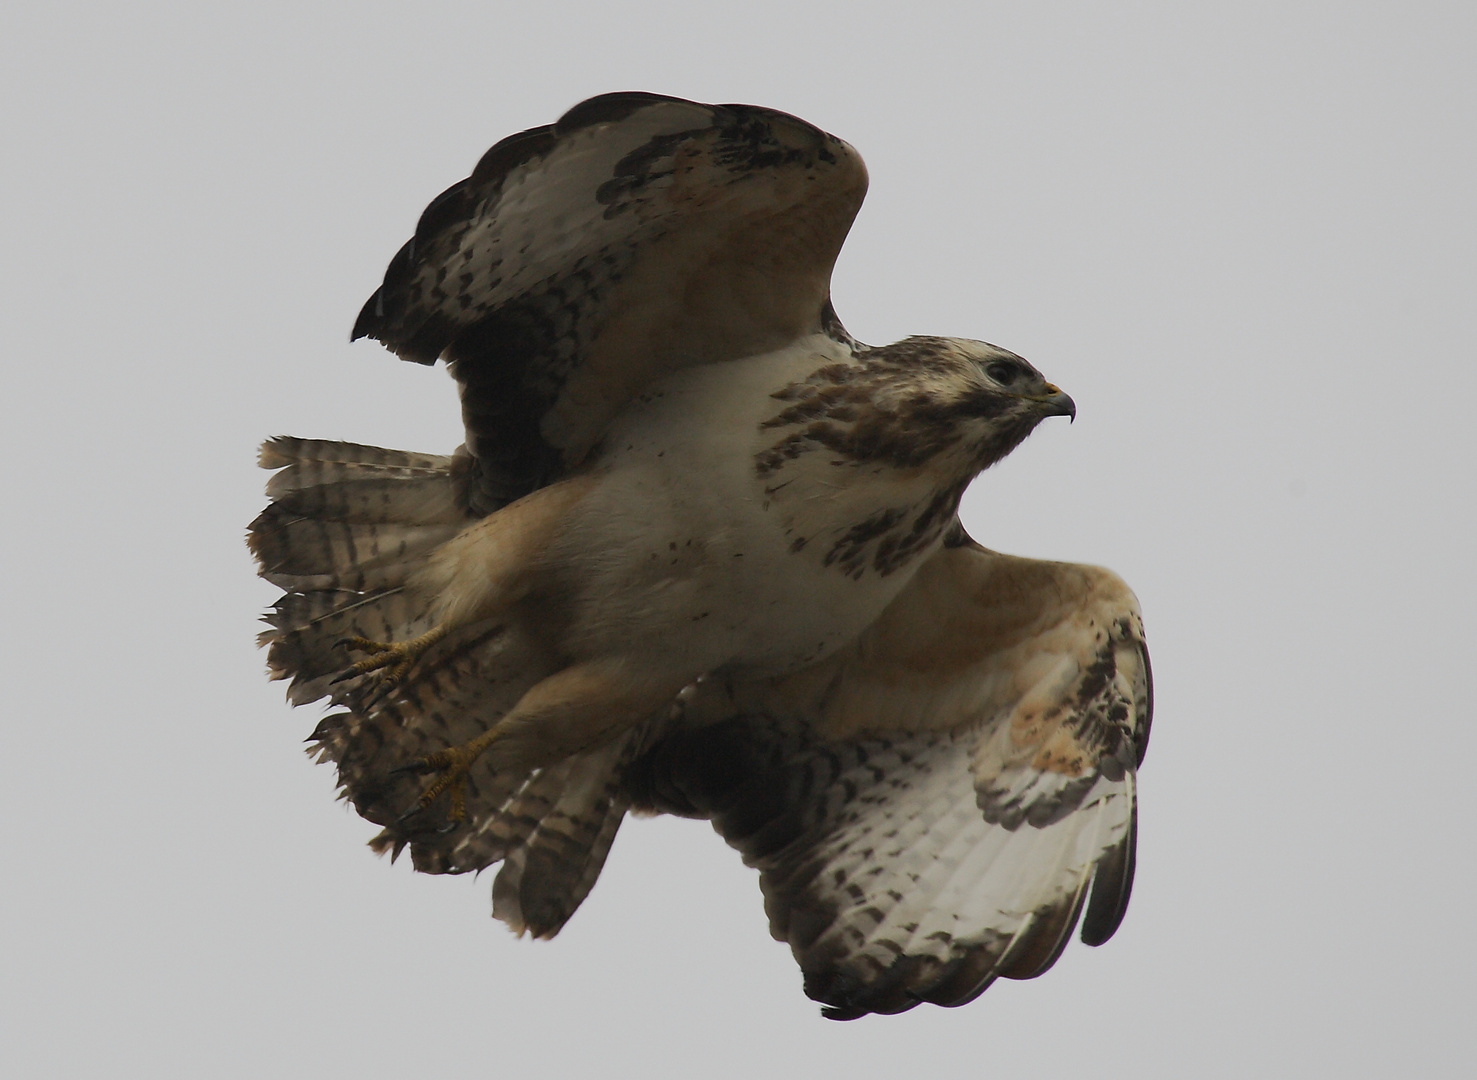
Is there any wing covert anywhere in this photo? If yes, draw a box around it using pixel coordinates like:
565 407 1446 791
627 533 1152 1018
353 92 869 513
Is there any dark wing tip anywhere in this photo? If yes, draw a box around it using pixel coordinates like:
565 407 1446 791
917 954 1001 1010
806 965 927 1021
998 885 1091 981
718 101 825 135
351 127 560 359
350 233 446 361
469 126 558 186
1080 809 1138 947
807 948 1006 1020
555 91 707 133
1134 641 1155 767
804 885 1099 1020
350 287 384 343
557 93 833 142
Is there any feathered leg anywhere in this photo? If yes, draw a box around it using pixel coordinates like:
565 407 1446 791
397 656 683 820
327 475 598 690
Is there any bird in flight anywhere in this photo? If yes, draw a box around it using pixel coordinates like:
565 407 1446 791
251 92 1152 1020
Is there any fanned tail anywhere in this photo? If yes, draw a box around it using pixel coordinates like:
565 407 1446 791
250 436 470 702
251 436 636 936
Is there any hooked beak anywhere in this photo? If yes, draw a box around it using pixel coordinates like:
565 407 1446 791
1037 383 1076 422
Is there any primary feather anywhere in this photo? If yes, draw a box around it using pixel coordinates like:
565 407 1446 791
250 92 1153 1018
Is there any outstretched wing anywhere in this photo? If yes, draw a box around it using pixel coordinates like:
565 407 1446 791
627 532 1152 1019
353 92 868 513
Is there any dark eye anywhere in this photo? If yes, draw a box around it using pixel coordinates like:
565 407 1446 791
985 361 1018 384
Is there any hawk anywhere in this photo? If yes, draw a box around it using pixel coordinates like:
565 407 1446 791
251 92 1152 1020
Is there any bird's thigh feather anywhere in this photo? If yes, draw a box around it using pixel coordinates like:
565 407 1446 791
417 474 601 629
487 656 687 774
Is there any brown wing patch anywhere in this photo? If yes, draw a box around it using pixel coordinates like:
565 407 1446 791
626 711 1135 1020
1031 725 1095 776
354 93 868 515
627 537 1151 1019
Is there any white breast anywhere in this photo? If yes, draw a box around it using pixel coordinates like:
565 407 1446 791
548 335 951 679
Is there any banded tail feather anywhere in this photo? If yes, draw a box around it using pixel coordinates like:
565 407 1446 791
250 93 1156 1020
252 436 637 936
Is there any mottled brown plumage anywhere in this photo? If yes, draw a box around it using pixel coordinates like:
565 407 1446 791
251 92 1152 1018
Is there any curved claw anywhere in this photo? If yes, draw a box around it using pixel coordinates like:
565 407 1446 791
333 626 449 686
392 778 465 825
391 801 462 831
389 729 503 824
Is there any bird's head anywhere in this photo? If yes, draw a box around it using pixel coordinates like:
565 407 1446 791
756 336 1073 483
885 336 1075 473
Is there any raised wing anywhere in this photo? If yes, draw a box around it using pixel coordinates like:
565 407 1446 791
627 533 1152 1019
353 92 868 513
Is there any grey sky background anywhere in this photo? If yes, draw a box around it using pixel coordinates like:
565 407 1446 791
3 3 1473 1077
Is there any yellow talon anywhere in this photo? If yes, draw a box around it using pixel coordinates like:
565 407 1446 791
336 625 448 684
403 726 505 822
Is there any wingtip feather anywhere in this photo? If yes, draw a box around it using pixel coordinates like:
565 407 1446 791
1080 799 1138 947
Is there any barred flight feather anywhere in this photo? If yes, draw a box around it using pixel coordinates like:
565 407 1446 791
626 714 1135 1019
252 436 631 924
252 93 1155 1021
623 541 1149 1018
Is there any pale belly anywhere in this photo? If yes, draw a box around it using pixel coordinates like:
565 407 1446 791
547 339 952 679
